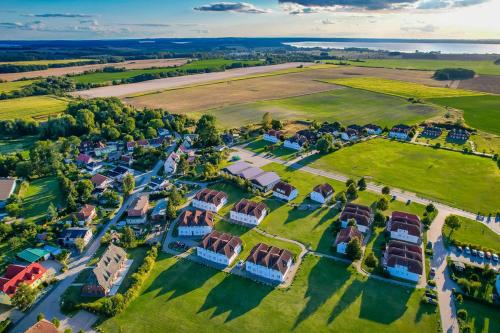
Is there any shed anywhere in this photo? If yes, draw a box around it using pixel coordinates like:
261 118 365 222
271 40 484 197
16 248 50 263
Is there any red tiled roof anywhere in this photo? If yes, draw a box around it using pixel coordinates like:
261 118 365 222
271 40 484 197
231 199 267 219
389 221 421 237
0 263 46 297
334 226 363 245
273 181 296 197
178 210 214 227
246 243 293 274
90 174 109 187
340 203 372 226
0 178 15 201
194 189 227 206
77 204 96 220
199 231 242 258
313 183 334 198
24 319 59 333
76 153 92 164
385 240 423 275
128 195 149 217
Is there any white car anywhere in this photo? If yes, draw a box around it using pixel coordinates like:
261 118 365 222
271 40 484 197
478 251 485 258
493 254 499 262
465 247 471 255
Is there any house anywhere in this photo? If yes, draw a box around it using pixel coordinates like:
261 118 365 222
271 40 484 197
158 128 171 137
384 240 423 282
420 126 442 138
387 211 422 244
151 199 167 221
94 143 118 157
0 263 47 305
77 204 97 225
192 188 228 212
149 136 168 148
81 244 127 297
148 177 169 192
364 124 382 135
318 122 341 135
263 129 283 143
272 181 298 202
222 161 280 192
310 183 334 204
297 129 318 144
230 199 268 226
284 135 307 151
245 243 293 282
196 231 242 266
126 141 137 152
389 124 411 140
91 174 112 190
340 203 373 233
108 166 132 182
0 178 16 208
341 129 359 141
16 248 50 263
127 195 149 225
25 319 59 333
120 154 134 166
447 128 470 142
334 226 363 255
178 209 214 236
164 152 180 175
59 227 93 247
76 153 93 166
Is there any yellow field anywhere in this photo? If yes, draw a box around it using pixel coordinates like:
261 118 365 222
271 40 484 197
0 95 68 121
0 80 35 93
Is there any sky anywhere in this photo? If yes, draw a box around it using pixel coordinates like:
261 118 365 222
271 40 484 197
0 0 499 40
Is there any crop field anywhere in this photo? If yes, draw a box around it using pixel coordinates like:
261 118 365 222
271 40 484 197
0 58 94 66
341 59 500 76
303 139 500 214
458 75 500 94
21 176 63 222
428 95 500 136
0 80 35 93
443 216 500 253
0 95 68 121
326 77 484 99
98 254 439 333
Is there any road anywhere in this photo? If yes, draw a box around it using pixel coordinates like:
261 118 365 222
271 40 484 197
10 158 165 333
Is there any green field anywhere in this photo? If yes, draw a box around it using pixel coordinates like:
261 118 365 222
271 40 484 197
0 80 35 93
21 176 63 222
72 59 263 84
98 254 439 333
443 216 500 253
326 77 484 99
0 95 68 121
429 95 500 136
457 300 500 333
244 139 300 161
0 59 94 66
0 136 37 156
340 59 500 76
471 132 500 155
303 139 500 214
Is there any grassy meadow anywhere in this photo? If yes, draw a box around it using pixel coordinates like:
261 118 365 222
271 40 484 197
20 176 63 222
0 136 37 156
0 80 35 93
98 254 439 333
456 300 500 333
0 95 68 121
443 216 500 253
303 139 500 214
326 77 484 99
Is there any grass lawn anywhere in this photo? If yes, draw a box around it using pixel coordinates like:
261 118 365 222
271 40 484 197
0 80 35 93
457 300 500 333
416 129 472 151
428 95 500 136
244 138 300 161
442 216 500 253
470 132 500 155
0 135 37 156
21 176 63 222
0 95 68 121
361 227 386 273
98 254 439 333
326 77 483 99
0 59 94 66
303 139 500 214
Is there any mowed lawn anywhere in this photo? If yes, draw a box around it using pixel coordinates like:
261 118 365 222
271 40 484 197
456 300 500 333
326 77 484 99
304 139 500 214
443 216 500 253
0 95 68 121
0 80 35 93
21 177 63 222
98 254 439 333
429 95 500 136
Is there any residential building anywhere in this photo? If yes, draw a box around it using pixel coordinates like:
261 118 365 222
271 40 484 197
283 135 307 151
364 124 382 135
76 153 93 166
16 248 50 263
447 128 470 142
272 181 298 201
420 126 442 138
389 124 412 140
341 128 359 141
263 129 283 143
196 231 242 266
127 195 149 225
91 174 112 190
230 199 268 226
310 183 334 204
151 198 167 221
120 154 134 166
24 319 59 333
178 209 214 236
222 161 280 192
94 143 118 157
192 189 228 212
384 240 423 282
0 263 47 305
108 166 132 182
59 227 92 247
0 178 16 208
148 176 169 192
334 226 363 255
245 243 293 282
126 141 137 152
318 122 341 136
297 129 318 144
77 204 97 225
340 203 373 233
164 152 180 175
81 244 127 297
387 211 422 244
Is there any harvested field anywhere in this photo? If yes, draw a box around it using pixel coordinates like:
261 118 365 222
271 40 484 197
0 59 94 66
0 58 188 81
457 75 500 94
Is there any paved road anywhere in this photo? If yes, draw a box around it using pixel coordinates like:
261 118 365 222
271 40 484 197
10 159 165 333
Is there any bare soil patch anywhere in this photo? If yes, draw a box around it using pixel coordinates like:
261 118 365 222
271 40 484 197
457 75 500 94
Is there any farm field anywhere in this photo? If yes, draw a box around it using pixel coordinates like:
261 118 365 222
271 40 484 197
443 216 500 253
303 139 500 214
21 176 63 222
0 80 35 93
341 59 500 76
0 136 37 156
428 95 500 136
456 300 500 333
326 77 484 99
458 75 500 94
0 95 68 121
0 58 94 66
98 254 439 333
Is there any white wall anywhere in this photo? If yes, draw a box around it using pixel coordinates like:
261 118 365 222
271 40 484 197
178 226 212 236
196 244 240 266
192 197 227 212
310 191 332 204
263 134 279 143
337 242 348 254
387 265 420 282
390 230 420 244
245 260 291 282
273 189 298 202
230 209 267 226
283 140 302 151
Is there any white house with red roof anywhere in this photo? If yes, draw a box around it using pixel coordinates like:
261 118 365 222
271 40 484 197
192 189 228 212
245 243 293 282
272 181 298 202
90 174 112 190
310 183 334 204
334 226 363 255
263 129 282 143
384 240 423 282
77 204 97 225
230 199 268 226
0 263 47 305
164 152 180 175
387 211 422 244
178 210 214 236
196 231 242 266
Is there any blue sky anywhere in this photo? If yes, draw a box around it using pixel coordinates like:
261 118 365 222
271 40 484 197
0 0 498 39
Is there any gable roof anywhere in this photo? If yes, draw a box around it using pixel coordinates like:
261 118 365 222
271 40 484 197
77 204 96 220
60 227 91 239
199 231 242 258
16 248 50 263
128 195 149 217
231 199 267 219
88 244 127 291
273 181 296 197
178 210 214 227
385 241 423 275
24 319 59 333
312 183 334 198
340 203 372 226
194 189 227 206
246 243 293 274
0 178 15 201
91 174 110 187
335 226 363 245
0 263 46 297
76 153 93 164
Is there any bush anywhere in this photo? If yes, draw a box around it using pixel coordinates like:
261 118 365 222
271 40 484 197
376 197 389 211
381 186 390 195
457 309 468 320
433 68 475 80
364 252 378 268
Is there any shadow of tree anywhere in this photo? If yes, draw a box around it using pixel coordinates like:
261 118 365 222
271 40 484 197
327 279 363 324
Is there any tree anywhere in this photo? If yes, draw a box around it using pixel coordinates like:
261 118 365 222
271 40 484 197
177 155 189 175
5 202 21 217
345 178 355 187
76 179 94 203
47 202 58 223
376 197 389 211
11 283 36 311
445 215 461 236
426 203 436 213
262 112 272 130
347 218 357 227
381 186 390 195
335 191 346 205
365 252 378 268
373 211 386 227
121 227 137 248
203 162 217 180
271 119 283 130
37 313 45 321
357 177 367 190
122 174 135 196
195 114 221 147
346 238 362 260
346 183 358 200
169 187 182 206
8 237 22 250
165 200 177 220
316 134 334 154
74 237 85 254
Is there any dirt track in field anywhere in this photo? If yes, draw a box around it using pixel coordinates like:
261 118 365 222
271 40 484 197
0 58 188 81
457 75 500 94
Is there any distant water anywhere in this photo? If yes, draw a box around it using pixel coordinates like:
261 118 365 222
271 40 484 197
284 41 500 54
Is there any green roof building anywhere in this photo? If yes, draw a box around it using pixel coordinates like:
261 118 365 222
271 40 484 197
16 248 50 263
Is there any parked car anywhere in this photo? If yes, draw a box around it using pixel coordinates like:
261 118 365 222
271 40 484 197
493 254 499 262
478 251 485 258
472 249 478 256
465 247 471 255
406 199 411 205
426 291 437 299
485 252 491 259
